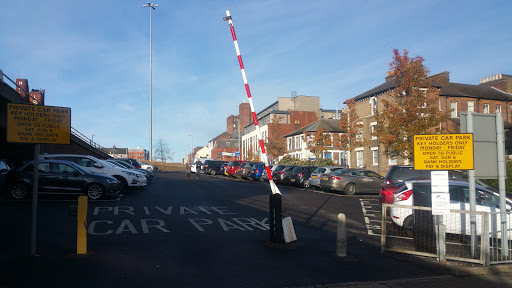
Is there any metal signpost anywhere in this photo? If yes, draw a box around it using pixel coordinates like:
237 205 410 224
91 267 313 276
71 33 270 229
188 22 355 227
461 112 507 256
7 103 71 256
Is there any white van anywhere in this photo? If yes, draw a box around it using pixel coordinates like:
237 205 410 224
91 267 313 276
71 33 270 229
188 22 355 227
40 154 146 192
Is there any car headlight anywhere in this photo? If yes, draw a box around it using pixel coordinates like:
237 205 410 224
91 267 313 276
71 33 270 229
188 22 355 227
107 179 119 184
122 171 136 176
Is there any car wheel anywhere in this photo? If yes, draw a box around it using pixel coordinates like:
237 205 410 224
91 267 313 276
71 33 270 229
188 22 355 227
114 176 128 193
344 183 357 195
403 215 414 237
303 179 310 188
211 170 217 176
87 184 104 200
11 183 29 199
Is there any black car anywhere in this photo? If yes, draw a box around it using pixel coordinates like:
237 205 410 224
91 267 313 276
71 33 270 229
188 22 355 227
114 158 142 169
0 159 13 195
289 166 317 187
5 160 121 200
202 160 227 175
272 165 297 184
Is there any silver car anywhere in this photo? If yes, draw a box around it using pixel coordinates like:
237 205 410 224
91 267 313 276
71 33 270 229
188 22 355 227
308 166 346 189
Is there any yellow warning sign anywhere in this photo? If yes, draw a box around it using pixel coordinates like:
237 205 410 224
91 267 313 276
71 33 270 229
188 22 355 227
7 103 71 144
414 134 473 170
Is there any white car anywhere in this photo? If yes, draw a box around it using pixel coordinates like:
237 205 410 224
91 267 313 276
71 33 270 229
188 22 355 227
40 154 146 192
391 179 512 238
140 161 158 171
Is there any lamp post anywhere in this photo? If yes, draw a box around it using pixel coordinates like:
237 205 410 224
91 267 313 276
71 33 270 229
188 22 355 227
143 2 158 161
91 134 95 146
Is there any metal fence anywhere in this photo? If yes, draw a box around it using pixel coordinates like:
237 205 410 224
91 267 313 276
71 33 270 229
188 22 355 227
382 203 512 266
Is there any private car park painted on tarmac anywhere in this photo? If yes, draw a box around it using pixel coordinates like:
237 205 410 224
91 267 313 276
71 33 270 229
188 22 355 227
88 205 270 235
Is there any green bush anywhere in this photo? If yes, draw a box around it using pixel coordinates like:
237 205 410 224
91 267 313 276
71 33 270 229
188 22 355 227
482 160 512 194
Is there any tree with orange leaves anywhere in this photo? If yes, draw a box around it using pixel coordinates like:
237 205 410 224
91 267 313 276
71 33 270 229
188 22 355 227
375 49 449 162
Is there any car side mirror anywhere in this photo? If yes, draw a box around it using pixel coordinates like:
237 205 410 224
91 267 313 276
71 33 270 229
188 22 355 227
94 163 104 169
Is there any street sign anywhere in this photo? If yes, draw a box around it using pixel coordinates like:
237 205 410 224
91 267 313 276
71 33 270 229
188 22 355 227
7 103 71 144
413 133 473 170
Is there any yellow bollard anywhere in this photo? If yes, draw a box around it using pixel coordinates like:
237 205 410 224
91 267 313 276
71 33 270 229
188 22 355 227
77 196 88 254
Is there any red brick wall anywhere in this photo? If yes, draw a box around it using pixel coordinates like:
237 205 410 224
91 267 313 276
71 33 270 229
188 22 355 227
227 115 234 134
211 147 240 161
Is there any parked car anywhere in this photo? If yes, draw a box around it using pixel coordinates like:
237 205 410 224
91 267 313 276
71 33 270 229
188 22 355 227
5 160 121 200
379 166 431 207
225 160 242 178
220 163 228 175
202 160 227 175
235 162 258 179
140 161 158 171
319 169 384 195
272 165 297 185
261 164 276 182
308 166 346 189
0 159 13 195
114 158 142 169
289 166 317 187
106 159 154 182
191 158 214 173
249 162 266 181
391 179 512 238
40 154 146 192
379 167 497 207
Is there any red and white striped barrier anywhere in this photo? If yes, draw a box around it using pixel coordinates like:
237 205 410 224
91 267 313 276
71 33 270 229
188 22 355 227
224 10 281 195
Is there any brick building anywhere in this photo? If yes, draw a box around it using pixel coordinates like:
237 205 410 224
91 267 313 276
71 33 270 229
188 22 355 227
15 78 45 105
128 148 148 161
345 71 512 175
283 118 347 165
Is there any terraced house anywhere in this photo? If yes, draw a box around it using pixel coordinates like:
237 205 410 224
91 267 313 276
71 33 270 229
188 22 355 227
345 71 512 176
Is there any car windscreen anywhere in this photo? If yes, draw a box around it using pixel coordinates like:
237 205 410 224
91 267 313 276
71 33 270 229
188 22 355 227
273 165 285 172
313 167 326 174
291 167 302 172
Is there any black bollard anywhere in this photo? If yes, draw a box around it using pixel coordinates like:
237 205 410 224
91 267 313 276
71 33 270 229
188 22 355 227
269 193 284 243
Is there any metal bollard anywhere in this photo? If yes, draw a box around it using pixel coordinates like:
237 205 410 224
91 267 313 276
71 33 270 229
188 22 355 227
77 196 88 254
269 193 284 243
336 213 347 257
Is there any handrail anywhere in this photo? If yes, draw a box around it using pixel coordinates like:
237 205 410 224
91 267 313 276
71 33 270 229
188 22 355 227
2 69 107 153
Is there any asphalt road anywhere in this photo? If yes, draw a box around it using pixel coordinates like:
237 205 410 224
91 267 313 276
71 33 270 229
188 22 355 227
0 171 483 287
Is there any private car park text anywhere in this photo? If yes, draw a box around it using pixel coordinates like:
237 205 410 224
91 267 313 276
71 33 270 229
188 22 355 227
88 205 270 235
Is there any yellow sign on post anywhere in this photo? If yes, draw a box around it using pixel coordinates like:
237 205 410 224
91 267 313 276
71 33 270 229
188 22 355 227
7 103 71 144
414 134 474 170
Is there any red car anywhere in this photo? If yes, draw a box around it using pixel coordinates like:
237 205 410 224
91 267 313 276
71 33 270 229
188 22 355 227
225 160 242 178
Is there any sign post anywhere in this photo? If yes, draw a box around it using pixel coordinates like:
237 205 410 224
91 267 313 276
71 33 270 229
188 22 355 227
7 103 71 256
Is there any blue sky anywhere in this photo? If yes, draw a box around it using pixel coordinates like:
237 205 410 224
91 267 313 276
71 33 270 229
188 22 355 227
1 0 511 162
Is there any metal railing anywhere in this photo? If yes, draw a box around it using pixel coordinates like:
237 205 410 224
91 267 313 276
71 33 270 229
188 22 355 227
2 69 106 152
381 203 512 266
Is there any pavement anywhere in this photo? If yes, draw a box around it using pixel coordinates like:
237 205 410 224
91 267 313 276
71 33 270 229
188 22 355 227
289 260 512 288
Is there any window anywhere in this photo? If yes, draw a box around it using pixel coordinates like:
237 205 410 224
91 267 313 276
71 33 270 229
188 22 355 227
370 122 377 139
226 142 230 147
450 101 457 118
217 152 222 158
300 135 304 149
56 163 77 174
372 149 378 165
483 104 490 113
294 136 299 150
388 156 397 165
356 150 364 168
496 105 502 114
370 97 377 115
356 125 363 141
467 101 474 112
287 138 292 151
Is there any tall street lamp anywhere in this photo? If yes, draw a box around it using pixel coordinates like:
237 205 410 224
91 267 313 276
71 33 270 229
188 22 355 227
143 2 158 161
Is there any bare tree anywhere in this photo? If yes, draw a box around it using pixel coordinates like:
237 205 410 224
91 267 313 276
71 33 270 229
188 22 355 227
154 137 170 162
